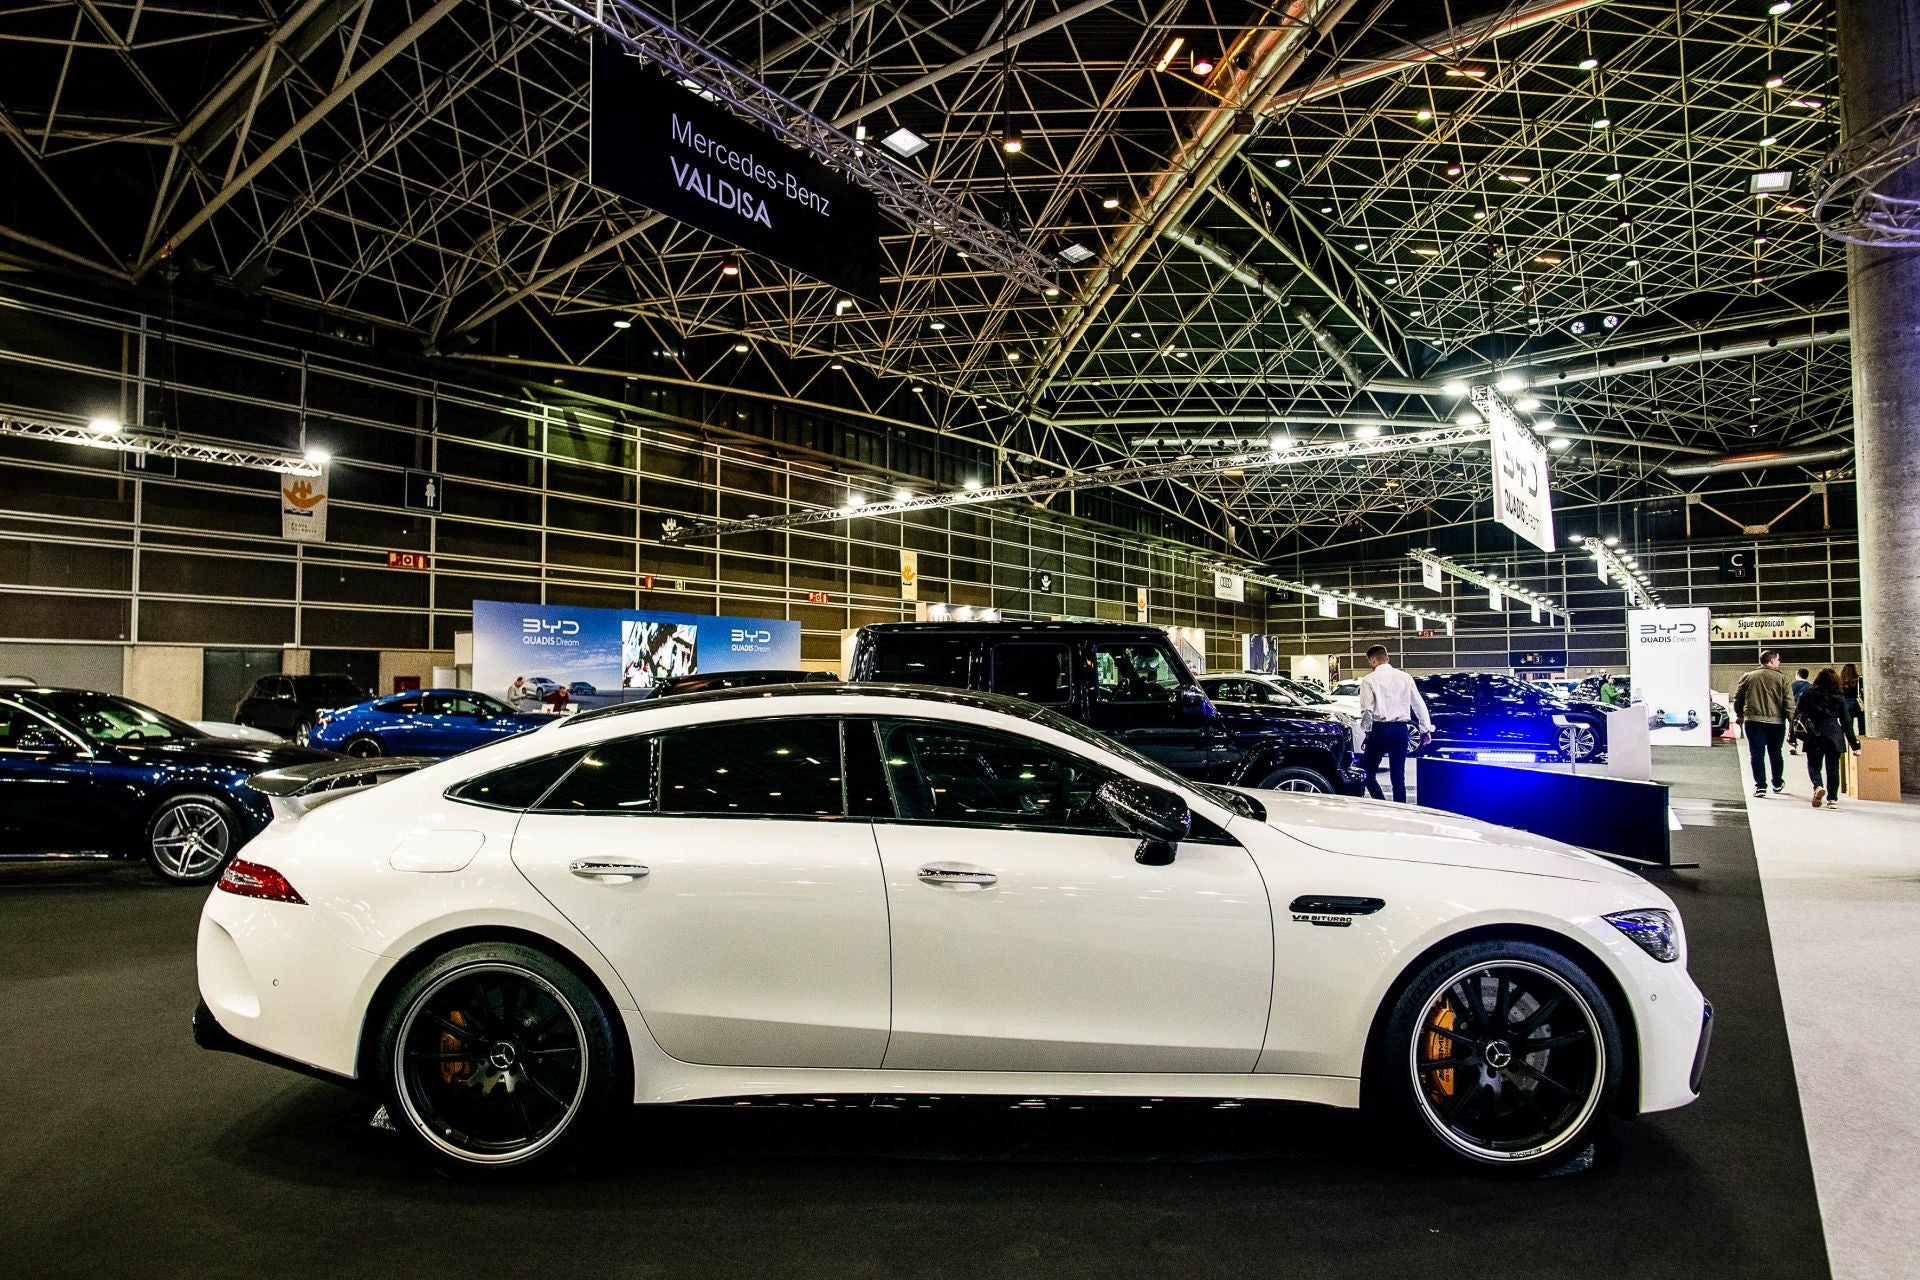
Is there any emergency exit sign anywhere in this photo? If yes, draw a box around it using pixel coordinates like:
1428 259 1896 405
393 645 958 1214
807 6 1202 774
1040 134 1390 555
805 590 831 604
386 550 431 571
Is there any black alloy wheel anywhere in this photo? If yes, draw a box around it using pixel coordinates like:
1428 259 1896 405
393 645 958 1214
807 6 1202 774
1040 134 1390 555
343 735 385 758
1255 764 1334 793
1379 941 1622 1172
380 943 618 1170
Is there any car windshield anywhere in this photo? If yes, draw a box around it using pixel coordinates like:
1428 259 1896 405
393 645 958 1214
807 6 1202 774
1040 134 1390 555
1273 677 1330 705
26 691 205 744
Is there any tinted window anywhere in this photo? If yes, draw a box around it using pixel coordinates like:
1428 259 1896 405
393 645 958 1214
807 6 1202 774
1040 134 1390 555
296 676 364 703
658 719 842 817
880 721 1122 832
25 692 202 743
1092 643 1184 704
0 701 70 751
449 749 588 809
537 736 658 812
865 636 973 687
989 643 1072 704
379 697 423 715
842 720 893 818
426 692 512 716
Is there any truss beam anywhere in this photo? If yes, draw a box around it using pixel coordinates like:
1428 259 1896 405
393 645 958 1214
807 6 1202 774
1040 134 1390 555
0 415 322 476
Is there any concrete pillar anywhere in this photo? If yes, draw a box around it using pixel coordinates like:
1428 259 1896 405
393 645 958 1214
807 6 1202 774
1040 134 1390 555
122 646 203 722
1840 0 1920 792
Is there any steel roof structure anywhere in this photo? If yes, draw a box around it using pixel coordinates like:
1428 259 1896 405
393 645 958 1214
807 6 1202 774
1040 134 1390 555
0 0 1849 558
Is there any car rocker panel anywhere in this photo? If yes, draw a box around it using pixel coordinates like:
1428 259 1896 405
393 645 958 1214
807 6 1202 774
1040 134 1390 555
196 685 1706 1174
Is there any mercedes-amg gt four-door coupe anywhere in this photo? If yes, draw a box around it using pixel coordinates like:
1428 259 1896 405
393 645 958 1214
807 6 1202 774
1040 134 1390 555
195 684 1709 1175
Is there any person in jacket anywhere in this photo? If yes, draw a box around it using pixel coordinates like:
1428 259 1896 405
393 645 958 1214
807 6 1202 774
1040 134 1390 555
1733 649 1794 798
1796 667 1860 810
1788 668 1811 755
1839 662 1866 738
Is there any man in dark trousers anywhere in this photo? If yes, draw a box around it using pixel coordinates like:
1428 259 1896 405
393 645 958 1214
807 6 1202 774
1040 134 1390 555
1357 644 1433 803
1733 649 1794 798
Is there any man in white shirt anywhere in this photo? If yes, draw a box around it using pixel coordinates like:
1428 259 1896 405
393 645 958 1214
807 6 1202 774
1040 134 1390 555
1358 644 1433 803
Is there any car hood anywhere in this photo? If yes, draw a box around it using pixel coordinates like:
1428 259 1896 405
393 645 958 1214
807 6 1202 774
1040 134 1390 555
1238 788 1638 884
109 738 339 770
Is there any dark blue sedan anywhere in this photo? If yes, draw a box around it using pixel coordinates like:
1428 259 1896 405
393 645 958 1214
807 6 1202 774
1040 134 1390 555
0 688 337 884
308 688 551 759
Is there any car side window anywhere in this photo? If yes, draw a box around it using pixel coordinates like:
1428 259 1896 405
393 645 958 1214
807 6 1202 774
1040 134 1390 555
1091 643 1184 704
657 718 843 818
879 720 1124 833
426 693 482 716
865 636 973 687
989 642 1072 704
535 736 658 813
448 749 589 810
381 696 423 715
0 702 66 752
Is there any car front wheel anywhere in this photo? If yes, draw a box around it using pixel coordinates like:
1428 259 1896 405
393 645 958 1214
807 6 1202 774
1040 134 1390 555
1255 764 1334 793
292 718 314 746
378 942 619 1172
1376 940 1622 1173
343 734 384 758
145 793 241 884
1557 721 1599 761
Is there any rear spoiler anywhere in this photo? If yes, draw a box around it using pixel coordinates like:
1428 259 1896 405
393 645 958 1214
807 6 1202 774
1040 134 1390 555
247 756 433 818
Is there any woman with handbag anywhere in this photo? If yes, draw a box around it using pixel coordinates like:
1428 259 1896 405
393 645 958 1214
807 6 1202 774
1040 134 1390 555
1796 667 1860 810
1839 662 1866 738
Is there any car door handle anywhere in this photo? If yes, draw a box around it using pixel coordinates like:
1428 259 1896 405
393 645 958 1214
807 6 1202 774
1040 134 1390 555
569 859 650 881
916 863 997 889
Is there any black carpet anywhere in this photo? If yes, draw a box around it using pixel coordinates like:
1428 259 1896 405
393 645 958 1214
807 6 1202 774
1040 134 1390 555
0 743 1828 1278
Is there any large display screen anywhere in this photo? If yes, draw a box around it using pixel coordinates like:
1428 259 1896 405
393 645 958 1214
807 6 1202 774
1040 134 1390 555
473 600 802 708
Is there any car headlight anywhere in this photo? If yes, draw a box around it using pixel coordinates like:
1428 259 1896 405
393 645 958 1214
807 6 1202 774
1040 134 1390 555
1605 908 1679 962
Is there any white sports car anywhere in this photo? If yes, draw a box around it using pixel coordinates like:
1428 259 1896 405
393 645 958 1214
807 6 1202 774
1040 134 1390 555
195 685 1709 1174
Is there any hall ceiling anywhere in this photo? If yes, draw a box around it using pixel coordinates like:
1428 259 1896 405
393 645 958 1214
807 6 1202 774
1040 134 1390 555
0 0 1850 555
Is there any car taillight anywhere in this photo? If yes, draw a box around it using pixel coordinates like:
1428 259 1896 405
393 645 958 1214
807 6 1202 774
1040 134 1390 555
217 859 307 904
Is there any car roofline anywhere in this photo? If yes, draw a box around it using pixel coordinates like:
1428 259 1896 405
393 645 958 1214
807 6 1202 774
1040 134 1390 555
560 681 1049 729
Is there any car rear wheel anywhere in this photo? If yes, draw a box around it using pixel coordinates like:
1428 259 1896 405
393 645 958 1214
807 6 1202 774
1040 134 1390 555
1557 722 1599 762
343 734 384 758
1376 940 1622 1173
292 717 314 746
378 943 619 1173
145 793 241 885
1255 764 1334 793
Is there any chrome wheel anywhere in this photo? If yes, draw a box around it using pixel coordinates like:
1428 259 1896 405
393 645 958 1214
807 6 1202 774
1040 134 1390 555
1410 960 1606 1164
149 800 233 882
1275 777 1323 793
1558 723 1598 761
393 963 590 1166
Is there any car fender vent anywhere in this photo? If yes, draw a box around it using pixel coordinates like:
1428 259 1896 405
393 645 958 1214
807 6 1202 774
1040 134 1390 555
1287 895 1386 916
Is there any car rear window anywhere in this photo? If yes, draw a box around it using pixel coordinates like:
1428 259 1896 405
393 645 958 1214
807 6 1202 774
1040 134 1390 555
296 676 364 703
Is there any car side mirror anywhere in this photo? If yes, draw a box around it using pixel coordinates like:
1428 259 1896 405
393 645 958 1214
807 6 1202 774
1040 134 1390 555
1177 686 1207 713
1096 778 1191 866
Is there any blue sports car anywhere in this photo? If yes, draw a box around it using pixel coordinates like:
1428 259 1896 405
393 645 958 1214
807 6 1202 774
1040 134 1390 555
0 687 337 884
308 688 551 758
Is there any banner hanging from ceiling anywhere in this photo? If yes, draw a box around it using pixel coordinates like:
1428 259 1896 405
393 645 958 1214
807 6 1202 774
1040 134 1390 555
590 41 882 301
279 467 328 542
1482 391 1556 553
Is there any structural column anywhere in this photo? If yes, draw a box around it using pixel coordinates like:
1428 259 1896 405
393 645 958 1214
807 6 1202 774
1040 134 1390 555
1839 0 1920 793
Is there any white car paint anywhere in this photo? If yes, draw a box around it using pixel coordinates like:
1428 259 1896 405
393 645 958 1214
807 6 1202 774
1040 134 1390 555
192 719 286 743
198 688 1706 1128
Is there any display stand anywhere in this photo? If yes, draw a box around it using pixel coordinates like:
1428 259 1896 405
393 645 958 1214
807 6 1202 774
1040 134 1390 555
1415 756 1687 869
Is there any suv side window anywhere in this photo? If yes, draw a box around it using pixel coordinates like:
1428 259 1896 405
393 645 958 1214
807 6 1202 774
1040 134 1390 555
1091 642 1184 704
989 643 1072 704
865 636 973 687
879 720 1123 833
658 718 843 817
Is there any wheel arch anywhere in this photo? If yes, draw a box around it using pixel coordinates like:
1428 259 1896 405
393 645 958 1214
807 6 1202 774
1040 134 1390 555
1237 744 1339 788
1358 921 1642 1119
352 925 636 1095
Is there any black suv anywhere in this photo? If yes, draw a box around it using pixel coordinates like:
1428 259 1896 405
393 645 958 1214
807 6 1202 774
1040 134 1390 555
233 673 368 745
1414 672 1612 763
848 622 1361 793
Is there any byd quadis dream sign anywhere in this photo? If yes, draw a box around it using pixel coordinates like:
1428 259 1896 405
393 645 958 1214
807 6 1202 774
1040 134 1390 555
1628 607 1713 749
1476 389 1556 553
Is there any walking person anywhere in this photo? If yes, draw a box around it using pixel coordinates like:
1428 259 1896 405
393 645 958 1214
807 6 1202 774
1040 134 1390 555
1788 668 1811 755
1839 662 1866 739
1357 644 1432 804
1796 668 1860 810
1732 649 1794 798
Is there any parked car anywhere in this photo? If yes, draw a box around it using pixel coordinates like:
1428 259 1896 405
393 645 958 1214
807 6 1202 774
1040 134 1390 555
647 669 840 699
567 682 597 697
309 689 550 758
1 687 336 883
1415 673 1613 763
191 720 286 743
507 675 561 706
1709 691 1732 734
1201 671 1362 748
849 622 1360 793
195 682 1709 1174
234 673 367 745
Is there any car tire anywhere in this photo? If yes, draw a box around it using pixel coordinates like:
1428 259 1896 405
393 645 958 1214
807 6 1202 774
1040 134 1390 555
292 718 314 747
1372 939 1624 1175
144 792 243 885
1254 764 1334 793
343 734 385 758
377 941 621 1174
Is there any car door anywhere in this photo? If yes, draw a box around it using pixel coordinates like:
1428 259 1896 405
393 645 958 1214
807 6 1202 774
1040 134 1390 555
867 716 1272 1073
0 699 96 853
417 692 490 753
1475 676 1557 756
509 716 891 1069
1081 638 1233 781
1419 674 1478 752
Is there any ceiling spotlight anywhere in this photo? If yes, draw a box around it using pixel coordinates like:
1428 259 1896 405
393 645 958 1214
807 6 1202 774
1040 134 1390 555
1548 437 1573 451
1270 434 1293 451
1353 425 1381 439
1155 37 1185 74
1386 276 1400 285
1765 75 1786 89
1353 240 1369 251
1444 163 1463 177
1534 254 1563 265
1007 351 1022 362
1591 117 1612 130
1441 380 1469 396
734 342 750 352
1000 124 1023 154
829 360 845 370
930 320 947 330
848 493 866 508
1101 195 1121 209
1416 108 1434 122
895 488 914 501
1191 53 1215 75
303 447 331 464
1760 134 1780 146
86 417 121 434
1514 395 1542 412
1601 314 1621 328
1769 1 1792 13
1749 169 1794 194
612 318 633 329
1320 204 1335 214
1570 320 1588 334
1497 173 1533 184
1496 373 1526 393
1456 410 1483 425
1606 172 1623 182
911 385 925 394
1445 66 1488 79
963 478 983 491
1276 157 1294 168
880 127 929 157
1533 417 1558 432
721 261 740 277
1578 57 1600 71
1044 285 1061 297
1472 210 1487 220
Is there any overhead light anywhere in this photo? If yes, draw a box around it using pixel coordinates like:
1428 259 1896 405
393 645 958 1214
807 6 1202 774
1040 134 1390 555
1769 0 1792 13
1497 173 1533 184
930 320 947 331
1130 330 1143 338
733 342 750 352
303 447 331 464
1496 373 1526 393
1749 169 1794 194
1578 57 1600 71
1155 37 1185 74
1456 410 1483 425
1606 171 1623 182
1415 108 1433 122
963 478 983 491
1788 98 1822 109
1320 204 1334 214
1760 134 1780 146
848 493 866 507
1101 195 1121 209
1058 242 1096 264
881 127 929 157
612 319 632 329
1571 319 1589 335
1765 75 1786 89
855 124 867 142
1635 294 1648 302
1548 437 1573 451
1444 163 1463 177
1601 313 1621 328
1353 240 1369 251
1444 66 1488 79
1534 254 1562 265
1386 276 1399 285
1471 210 1487 220
829 360 845 370
86 417 121 434
1191 53 1215 75
1044 285 1061 297
1591 117 1612 130
1441 380 1469 396
1275 157 1293 168
1604 535 1620 547
1533 417 1558 432
720 261 740 277
911 386 925 394
1000 124 1023 154
895 488 914 501
1269 434 1293 451
1007 351 1022 362
1353 425 1381 439
1514 395 1542 411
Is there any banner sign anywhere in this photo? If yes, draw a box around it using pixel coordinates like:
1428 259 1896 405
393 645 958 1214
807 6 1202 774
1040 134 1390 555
1135 586 1148 623
1488 587 1503 611
1242 634 1283 673
1529 603 1541 624
1213 571 1245 602
1708 613 1816 642
899 549 919 601
472 599 800 709
1317 594 1339 619
279 467 328 542
1484 392 1556 552
591 42 882 301
1421 559 1443 593
1628 607 1713 748
1384 608 1400 628
1597 554 1611 585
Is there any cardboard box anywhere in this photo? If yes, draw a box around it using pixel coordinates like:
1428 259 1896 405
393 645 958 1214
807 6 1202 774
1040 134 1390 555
1847 737 1902 802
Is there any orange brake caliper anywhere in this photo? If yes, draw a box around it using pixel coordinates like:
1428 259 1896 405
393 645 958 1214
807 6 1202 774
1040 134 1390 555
439 1008 474 1086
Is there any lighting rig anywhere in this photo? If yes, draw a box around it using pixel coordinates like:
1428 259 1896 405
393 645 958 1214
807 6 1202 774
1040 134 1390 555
1229 563 1457 631
661 422 1493 542
1568 534 1664 607
0 414 326 476
1407 549 1569 621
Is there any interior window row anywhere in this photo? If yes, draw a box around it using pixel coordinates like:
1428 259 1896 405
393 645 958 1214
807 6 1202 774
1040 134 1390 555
449 717 1128 833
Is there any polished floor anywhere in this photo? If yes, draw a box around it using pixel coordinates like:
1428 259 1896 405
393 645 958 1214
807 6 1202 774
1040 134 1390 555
0 752 1829 1279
